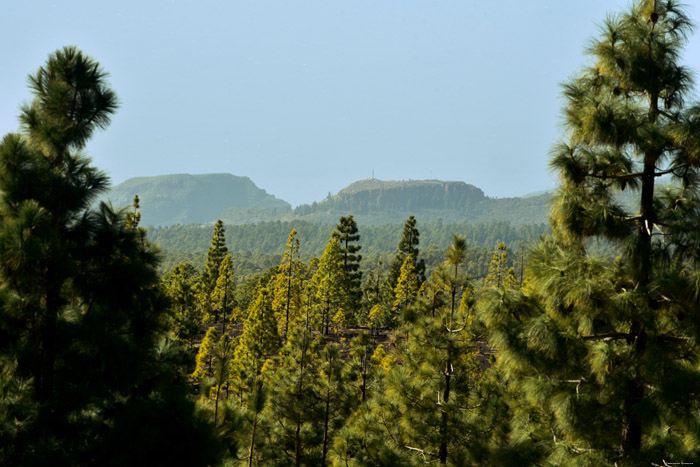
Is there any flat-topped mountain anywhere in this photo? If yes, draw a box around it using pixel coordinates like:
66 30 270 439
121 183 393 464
104 173 291 226
290 179 550 226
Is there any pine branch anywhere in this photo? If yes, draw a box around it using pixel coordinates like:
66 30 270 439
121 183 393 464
581 333 630 341
403 445 438 463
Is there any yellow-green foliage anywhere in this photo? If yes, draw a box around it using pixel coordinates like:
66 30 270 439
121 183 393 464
272 229 304 339
192 326 218 381
210 254 234 318
332 308 347 335
309 233 347 333
368 304 385 330
484 242 517 289
370 344 394 372
392 255 418 314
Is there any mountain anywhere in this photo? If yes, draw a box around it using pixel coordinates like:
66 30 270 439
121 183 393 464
103 174 291 226
288 179 551 226
105 174 552 227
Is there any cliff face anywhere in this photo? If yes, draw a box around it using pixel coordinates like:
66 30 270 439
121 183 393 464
103 173 290 226
331 179 486 212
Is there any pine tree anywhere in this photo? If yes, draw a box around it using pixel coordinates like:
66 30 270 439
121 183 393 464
192 326 219 381
392 255 418 318
125 194 142 230
481 2 700 464
347 236 481 465
319 343 353 466
347 332 382 403
211 254 235 335
335 215 363 314
484 242 517 289
198 220 228 328
257 327 324 465
203 219 228 295
362 259 385 309
309 233 348 335
0 47 220 465
231 284 280 400
192 327 234 425
387 216 426 294
272 229 304 341
367 304 385 338
163 262 202 349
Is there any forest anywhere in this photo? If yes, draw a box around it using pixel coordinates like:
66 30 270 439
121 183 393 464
2 1 700 466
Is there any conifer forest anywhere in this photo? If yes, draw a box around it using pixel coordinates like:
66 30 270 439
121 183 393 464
3 1 700 466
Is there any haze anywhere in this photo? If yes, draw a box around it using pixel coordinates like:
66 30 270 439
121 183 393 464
2 0 699 207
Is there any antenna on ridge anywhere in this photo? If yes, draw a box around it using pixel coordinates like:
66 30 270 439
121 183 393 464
372 169 375 180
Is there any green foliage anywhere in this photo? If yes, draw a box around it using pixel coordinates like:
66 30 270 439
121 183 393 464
272 229 304 341
211 254 236 333
0 47 220 465
309 233 348 335
192 326 218 381
256 327 324 465
392 255 418 318
203 219 228 295
232 285 280 393
484 242 517 289
293 179 551 226
387 216 426 297
163 262 202 349
336 215 363 313
481 2 700 464
103 173 291 226
342 238 484 465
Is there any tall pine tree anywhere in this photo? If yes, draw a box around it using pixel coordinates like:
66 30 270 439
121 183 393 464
309 233 347 335
335 215 363 314
272 229 304 342
203 219 228 295
387 216 426 294
481 2 700 464
0 46 220 465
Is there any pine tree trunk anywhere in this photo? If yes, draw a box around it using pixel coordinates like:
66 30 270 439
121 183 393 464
214 345 228 426
248 411 258 467
222 295 227 335
214 383 222 426
620 94 660 455
322 370 332 466
439 360 451 464
295 332 306 467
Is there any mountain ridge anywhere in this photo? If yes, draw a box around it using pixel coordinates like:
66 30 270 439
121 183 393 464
103 173 291 226
104 174 551 227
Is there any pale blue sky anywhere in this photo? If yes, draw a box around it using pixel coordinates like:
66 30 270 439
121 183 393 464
2 1 699 207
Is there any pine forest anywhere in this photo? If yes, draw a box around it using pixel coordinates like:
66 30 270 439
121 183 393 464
2 1 700 466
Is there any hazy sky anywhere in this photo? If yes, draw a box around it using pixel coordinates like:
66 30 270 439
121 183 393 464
2 1 700 207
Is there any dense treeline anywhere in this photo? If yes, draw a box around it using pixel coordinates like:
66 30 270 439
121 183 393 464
150 220 547 257
285 192 551 226
150 219 547 278
294 179 487 214
3 2 700 466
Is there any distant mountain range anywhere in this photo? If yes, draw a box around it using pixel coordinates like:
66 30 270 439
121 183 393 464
103 174 290 226
103 174 552 227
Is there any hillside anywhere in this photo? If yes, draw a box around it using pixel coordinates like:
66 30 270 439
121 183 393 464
103 173 291 226
290 179 551 226
105 174 553 227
